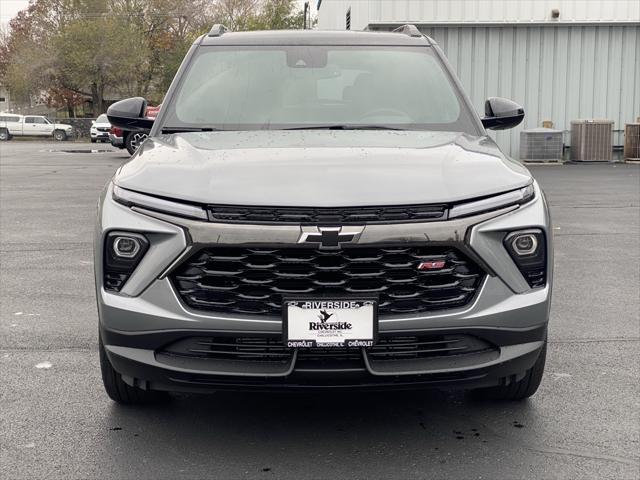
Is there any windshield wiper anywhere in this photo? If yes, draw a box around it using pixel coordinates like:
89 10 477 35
161 127 221 133
282 125 406 131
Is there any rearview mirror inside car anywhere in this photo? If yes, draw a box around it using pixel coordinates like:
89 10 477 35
107 97 154 131
481 97 525 131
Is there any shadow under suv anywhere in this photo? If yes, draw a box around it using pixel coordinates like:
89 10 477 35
98 25 552 404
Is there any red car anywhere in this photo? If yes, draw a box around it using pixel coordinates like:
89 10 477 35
109 105 160 155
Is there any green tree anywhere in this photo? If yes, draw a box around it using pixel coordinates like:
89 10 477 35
249 0 304 30
51 16 149 113
0 1 55 106
1 0 306 115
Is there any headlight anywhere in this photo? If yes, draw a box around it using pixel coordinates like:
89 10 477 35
112 236 142 258
449 184 535 219
113 185 208 220
510 233 538 256
103 232 149 292
503 229 547 288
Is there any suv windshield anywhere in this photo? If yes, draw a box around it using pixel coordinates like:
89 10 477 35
162 45 478 134
96 114 108 123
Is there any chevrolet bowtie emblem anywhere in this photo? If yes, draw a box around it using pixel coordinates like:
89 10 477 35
298 226 364 250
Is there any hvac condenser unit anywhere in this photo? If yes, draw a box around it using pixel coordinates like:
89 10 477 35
570 120 613 162
623 123 640 161
520 128 563 162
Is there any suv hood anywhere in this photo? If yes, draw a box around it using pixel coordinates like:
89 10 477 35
114 131 531 206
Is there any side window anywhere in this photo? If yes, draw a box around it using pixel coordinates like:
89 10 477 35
24 116 36 123
33 117 46 124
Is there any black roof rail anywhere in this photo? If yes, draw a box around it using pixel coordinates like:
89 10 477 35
392 24 422 38
208 24 228 37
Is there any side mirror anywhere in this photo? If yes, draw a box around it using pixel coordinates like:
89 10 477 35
107 97 154 131
481 97 524 130
91 120 95 125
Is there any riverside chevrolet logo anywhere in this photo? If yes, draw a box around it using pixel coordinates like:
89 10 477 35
301 302 354 331
298 226 364 250
317 310 334 323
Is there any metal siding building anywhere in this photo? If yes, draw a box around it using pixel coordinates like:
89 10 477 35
317 0 640 158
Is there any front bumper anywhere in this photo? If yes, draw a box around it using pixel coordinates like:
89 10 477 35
101 323 546 391
95 182 553 391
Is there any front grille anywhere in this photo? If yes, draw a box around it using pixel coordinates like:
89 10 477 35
207 204 447 224
97 127 110 132
171 246 484 317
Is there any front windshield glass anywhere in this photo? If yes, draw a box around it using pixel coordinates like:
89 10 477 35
96 114 108 123
163 45 478 134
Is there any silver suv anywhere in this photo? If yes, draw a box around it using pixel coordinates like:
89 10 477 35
98 25 552 404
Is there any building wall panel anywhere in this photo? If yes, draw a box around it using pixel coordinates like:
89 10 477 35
420 24 640 157
317 2 639 157
317 0 640 30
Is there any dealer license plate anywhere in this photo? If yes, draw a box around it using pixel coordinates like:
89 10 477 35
283 299 377 348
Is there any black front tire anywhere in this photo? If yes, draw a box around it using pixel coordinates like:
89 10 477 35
0 128 10 141
125 131 148 155
53 130 67 141
90 138 97 143
99 337 167 405
472 341 547 401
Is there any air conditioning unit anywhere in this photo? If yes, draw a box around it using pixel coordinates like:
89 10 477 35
570 120 613 162
623 123 640 161
520 128 563 162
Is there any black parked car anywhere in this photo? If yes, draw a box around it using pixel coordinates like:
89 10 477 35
108 105 160 154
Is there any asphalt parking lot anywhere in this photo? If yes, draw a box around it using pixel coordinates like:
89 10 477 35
1 141 639 479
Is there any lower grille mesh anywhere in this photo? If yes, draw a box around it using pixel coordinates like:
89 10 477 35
171 246 484 317
159 334 494 364
369 335 493 359
163 337 291 364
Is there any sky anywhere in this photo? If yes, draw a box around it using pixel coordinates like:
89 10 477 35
0 0 29 29
0 0 316 30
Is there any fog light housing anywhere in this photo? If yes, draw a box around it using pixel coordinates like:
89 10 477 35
504 229 546 288
104 232 149 292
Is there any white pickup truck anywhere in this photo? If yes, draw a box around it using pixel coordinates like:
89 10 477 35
0 113 74 141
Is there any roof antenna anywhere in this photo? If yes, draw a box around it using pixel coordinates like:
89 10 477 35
392 24 422 38
208 24 228 37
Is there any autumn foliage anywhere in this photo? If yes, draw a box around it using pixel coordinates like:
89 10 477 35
0 0 304 115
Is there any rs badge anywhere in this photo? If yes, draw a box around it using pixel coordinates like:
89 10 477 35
417 260 446 270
